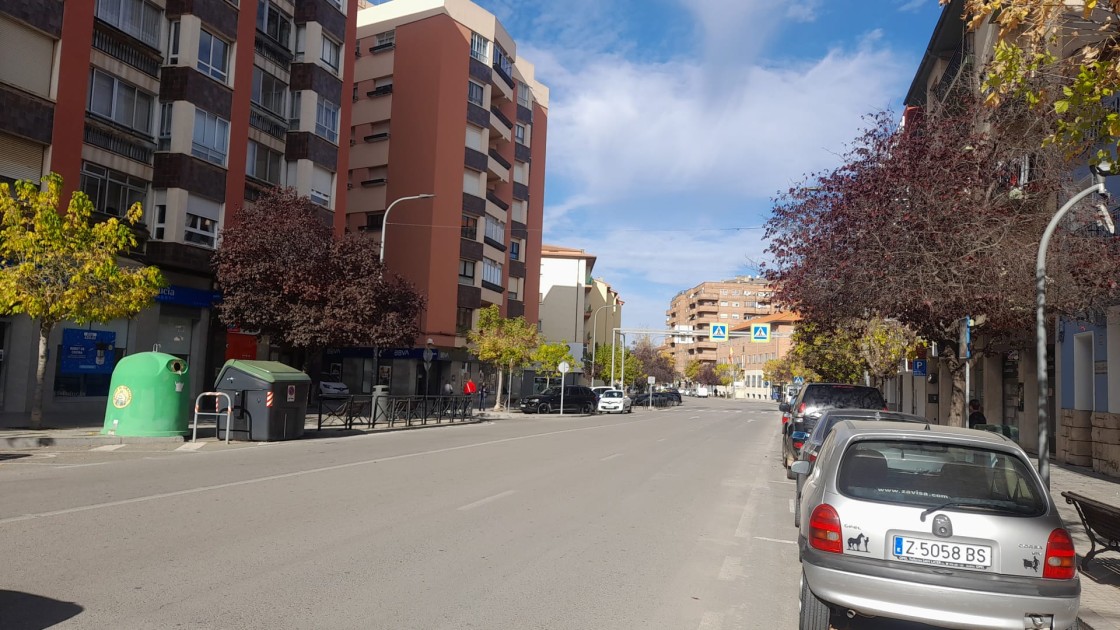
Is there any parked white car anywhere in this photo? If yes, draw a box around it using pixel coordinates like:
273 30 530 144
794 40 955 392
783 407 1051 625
597 389 632 414
696 386 710 398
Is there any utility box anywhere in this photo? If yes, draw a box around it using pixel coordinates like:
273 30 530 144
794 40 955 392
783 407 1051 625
102 352 190 437
214 360 310 441
371 384 390 423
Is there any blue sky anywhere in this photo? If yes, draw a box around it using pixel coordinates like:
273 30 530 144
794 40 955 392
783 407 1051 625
473 0 945 332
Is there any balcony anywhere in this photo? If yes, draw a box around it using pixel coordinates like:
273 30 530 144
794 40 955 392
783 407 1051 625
932 42 974 106
361 178 387 187
369 42 394 54
84 122 154 165
92 27 161 77
514 142 531 164
363 132 389 142
486 190 509 211
254 32 293 67
491 59 515 98
249 104 288 139
486 149 509 182
368 84 393 98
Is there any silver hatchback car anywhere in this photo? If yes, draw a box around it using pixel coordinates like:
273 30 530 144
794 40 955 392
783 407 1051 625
793 421 1079 630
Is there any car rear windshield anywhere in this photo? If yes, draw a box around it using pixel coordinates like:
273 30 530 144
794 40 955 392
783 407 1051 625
804 385 884 410
836 440 1046 516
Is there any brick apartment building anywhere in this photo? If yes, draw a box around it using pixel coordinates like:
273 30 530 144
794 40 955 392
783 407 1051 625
344 0 548 396
0 0 358 425
665 277 775 377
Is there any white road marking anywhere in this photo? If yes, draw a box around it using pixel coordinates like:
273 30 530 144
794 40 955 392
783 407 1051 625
755 536 797 545
734 490 762 539
697 612 723 630
457 490 516 511
771 480 795 485
0 461 108 468
789 498 796 514
90 444 126 452
175 442 206 452
657 438 666 442
601 453 622 461
718 556 743 581
689 416 700 420
0 421 642 525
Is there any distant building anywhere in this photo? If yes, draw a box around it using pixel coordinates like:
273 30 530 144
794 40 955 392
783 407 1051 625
665 277 775 377
538 245 596 376
720 311 801 399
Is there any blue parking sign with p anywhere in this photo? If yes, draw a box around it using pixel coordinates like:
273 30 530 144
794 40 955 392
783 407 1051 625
912 359 927 377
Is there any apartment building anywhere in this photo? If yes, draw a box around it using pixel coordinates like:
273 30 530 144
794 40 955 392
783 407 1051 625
585 278 623 380
665 277 774 376
349 0 548 394
0 0 358 426
537 245 595 378
716 312 800 399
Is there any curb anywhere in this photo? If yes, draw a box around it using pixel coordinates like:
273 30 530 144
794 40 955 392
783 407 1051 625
1 434 185 449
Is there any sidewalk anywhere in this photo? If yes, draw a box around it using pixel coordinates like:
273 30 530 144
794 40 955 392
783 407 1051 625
1046 460 1120 630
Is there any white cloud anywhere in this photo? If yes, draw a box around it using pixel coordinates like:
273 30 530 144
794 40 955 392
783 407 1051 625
897 0 929 13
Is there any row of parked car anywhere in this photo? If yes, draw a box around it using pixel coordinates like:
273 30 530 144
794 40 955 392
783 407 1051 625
516 386 686 415
780 383 1080 630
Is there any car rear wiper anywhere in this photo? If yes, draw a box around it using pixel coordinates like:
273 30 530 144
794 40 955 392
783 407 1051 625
919 499 1034 521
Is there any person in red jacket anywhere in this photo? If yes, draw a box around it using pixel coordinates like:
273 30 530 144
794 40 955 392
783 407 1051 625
463 378 477 396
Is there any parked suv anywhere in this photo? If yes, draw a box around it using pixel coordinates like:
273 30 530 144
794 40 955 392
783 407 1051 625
780 383 885 477
519 386 597 414
793 421 1079 630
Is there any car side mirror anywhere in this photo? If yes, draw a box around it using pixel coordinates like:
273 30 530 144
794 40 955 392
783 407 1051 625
790 460 811 476
779 402 790 412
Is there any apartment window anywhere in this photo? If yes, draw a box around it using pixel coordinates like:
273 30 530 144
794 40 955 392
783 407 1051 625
246 140 282 184
95 0 161 48
720 301 728 306
310 166 333 207
494 45 512 76
157 102 172 149
510 240 521 261
197 29 229 82
89 70 155 136
321 36 341 71
732 302 740 307
461 214 478 239
192 109 230 165
458 259 476 284
315 97 339 142
732 290 740 296
167 21 180 63
185 213 218 248
309 189 330 206
256 0 292 49
79 162 148 217
153 203 166 240
482 257 502 286
514 124 526 144
289 91 301 129
325 0 342 8
719 313 729 319
295 25 306 58
470 32 489 63
468 81 484 106
252 67 287 117
732 314 740 319
456 307 474 334
517 81 531 109
485 216 505 244
375 30 394 48
512 199 526 223
508 283 519 301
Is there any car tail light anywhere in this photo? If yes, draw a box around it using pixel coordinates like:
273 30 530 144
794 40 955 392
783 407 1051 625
1043 528 1077 579
808 452 818 463
793 440 804 450
797 402 806 415
808 504 843 554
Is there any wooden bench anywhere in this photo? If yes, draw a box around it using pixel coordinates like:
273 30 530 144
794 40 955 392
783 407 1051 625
1062 491 1120 568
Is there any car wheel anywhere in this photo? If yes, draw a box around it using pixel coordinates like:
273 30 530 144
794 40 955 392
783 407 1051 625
627 406 632 414
583 402 594 414
538 403 551 414
799 571 831 630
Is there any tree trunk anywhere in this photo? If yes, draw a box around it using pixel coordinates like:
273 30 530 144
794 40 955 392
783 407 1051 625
941 353 966 427
492 367 504 412
31 322 51 430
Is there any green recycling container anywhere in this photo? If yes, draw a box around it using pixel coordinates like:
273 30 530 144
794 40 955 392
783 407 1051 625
102 352 190 437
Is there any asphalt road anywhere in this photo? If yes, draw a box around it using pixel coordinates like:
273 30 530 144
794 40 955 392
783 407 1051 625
0 398 805 630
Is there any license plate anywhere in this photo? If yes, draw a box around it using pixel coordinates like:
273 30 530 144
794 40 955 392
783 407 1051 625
892 536 991 569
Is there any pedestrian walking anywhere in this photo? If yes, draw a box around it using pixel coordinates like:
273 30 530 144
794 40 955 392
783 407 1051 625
968 399 986 428
443 381 453 396
478 383 487 410
463 378 477 397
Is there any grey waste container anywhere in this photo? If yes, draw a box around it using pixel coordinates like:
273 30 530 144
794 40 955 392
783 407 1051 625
214 360 311 441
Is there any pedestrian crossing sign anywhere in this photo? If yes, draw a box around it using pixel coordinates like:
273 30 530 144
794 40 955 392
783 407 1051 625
751 323 771 343
709 323 729 342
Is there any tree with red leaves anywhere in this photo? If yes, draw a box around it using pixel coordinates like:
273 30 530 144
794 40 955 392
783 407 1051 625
213 187 425 366
765 95 1120 426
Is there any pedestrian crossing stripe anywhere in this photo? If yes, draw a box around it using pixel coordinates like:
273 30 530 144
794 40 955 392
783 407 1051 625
751 323 771 343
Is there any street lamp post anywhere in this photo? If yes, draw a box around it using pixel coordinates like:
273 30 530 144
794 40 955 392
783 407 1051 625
1036 175 1113 489
590 304 620 386
378 193 435 265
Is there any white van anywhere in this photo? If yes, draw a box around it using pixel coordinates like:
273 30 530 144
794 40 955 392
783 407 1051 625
696 386 709 398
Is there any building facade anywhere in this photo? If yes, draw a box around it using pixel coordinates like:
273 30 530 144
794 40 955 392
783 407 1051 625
537 245 596 379
0 0 358 426
665 277 774 377
716 312 800 399
346 0 548 396
585 278 622 385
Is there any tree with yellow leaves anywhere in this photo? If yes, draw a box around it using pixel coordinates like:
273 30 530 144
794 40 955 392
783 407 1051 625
956 0 1120 159
467 305 539 411
0 175 164 428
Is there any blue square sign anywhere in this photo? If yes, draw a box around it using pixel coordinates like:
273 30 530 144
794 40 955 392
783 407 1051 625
912 359 927 377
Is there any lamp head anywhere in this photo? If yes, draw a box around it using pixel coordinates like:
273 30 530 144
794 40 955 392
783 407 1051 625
1095 202 1116 234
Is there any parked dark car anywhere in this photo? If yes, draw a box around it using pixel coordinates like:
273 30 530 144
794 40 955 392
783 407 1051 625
659 390 682 404
791 409 929 527
632 391 677 408
779 383 886 478
518 386 597 414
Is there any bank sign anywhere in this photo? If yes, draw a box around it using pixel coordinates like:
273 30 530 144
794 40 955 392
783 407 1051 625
60 329 117 375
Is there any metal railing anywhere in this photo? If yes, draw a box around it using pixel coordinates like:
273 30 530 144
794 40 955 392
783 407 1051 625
193 392 233 444
316 394 475 430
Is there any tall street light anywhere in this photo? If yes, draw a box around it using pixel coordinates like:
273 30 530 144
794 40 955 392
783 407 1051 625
590 304 620 386
1036 169 1113 489
379 193 435 265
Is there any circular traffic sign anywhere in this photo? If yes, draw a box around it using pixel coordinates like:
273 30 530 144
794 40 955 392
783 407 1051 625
558 361 570 374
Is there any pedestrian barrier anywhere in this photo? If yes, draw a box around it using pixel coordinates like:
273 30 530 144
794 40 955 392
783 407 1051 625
314 394 473 430
1062 491 1120 569
192 392 233 444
